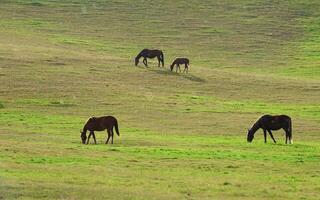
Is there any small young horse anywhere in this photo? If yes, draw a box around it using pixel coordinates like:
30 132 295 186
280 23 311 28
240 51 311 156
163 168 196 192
80 116 120 144
170 58 189 73
247 115 292 144
135 49 164 67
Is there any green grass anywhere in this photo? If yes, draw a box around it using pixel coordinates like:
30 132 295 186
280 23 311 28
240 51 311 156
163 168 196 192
1 0 320 199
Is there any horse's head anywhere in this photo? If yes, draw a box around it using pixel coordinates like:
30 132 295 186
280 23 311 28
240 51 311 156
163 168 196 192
135 57 139 66
247 129 254 142
80 130 87 144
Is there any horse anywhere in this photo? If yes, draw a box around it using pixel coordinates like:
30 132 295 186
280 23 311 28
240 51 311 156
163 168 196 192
170 58 189 73
247 115 292 144
135 49 164 67
80 116 120 144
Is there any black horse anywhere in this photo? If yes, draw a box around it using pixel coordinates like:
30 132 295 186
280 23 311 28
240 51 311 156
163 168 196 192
247 115 292 144
135 49 164 67
80 116 120 144
170 58 190 73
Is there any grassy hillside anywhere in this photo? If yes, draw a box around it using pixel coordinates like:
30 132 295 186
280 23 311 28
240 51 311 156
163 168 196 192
1 1 320 199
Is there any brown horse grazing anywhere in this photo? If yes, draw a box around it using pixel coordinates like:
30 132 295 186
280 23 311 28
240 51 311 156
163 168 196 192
170 58 189 73
135 49 164 67
247 115 292 144
80 116 120 144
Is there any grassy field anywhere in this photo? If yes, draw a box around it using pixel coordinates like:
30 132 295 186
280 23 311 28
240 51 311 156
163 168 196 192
1 0 320 199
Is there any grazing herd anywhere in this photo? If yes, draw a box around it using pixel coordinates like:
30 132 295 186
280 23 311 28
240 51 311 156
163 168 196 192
135 48 190 73
80 49 293 145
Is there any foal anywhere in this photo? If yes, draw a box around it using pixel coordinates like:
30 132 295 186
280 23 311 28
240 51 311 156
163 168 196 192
80 116 120 144
170 58 189 73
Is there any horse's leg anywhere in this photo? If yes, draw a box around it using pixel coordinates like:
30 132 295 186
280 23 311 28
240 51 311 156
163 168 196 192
160 54 164 67
263 129 267 143
184 63 188 73
178 64 181 73
157 56 161 67
287 126 293 144
92 132 97 144
105 129 111 144
288 129 293 144
111 129 114 144
142 58 145 66
267 130 277 143
143 58 148 67
86 132 92 144
284 129 289 144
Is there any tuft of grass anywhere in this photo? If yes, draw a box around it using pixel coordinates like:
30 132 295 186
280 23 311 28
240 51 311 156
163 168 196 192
175 94 320 121
16 98 76 107
28 2 45 7
49 100 75 107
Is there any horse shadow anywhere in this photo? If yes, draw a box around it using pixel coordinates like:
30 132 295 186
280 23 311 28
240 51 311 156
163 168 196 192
150 68 206 83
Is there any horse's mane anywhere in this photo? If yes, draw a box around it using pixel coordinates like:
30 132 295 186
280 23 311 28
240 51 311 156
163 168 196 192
250 117 261 132
85 117 95 124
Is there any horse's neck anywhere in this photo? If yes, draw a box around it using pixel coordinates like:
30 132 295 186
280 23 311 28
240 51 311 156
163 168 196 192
82 125 88 134
250 121 260 134
137 50 146 58
136 53 142 60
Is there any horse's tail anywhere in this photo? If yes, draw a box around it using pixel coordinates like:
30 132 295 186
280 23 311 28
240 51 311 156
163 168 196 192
288 117 293 144
114 119 120 136
160 51 164 66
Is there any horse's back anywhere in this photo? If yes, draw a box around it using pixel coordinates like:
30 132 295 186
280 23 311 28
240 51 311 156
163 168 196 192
141 49 161 53
174 57 189 64
150 49 162 55
140 49 162 58
86 116 117 131
260 114 290 121
101 115 117 123
279 115 291 121
259 114 291 130
97 116 117 126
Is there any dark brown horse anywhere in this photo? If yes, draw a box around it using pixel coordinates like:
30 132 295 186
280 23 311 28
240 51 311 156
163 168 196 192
247 115 292 144
170 58 189 73
80 116 120 144
135 49 164 67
